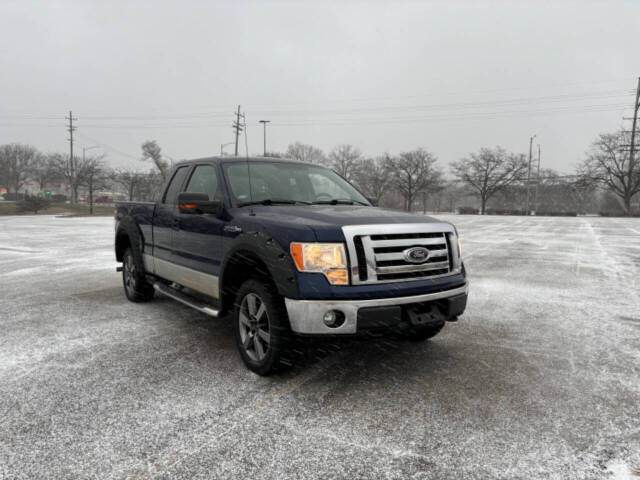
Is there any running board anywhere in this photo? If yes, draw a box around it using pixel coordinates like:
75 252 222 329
153 283 220 317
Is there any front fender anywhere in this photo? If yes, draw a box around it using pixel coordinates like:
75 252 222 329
220 231 300 300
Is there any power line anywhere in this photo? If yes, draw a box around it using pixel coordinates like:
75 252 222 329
0 87 632 121
75 131 139 161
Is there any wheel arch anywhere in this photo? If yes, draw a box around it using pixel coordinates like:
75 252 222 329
115 217 145 263
219 233 299 315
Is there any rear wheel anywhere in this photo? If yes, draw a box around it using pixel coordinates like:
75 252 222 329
122 247 154 302
234 279 292 375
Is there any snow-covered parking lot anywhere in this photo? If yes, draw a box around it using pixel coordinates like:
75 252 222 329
1 214 639 479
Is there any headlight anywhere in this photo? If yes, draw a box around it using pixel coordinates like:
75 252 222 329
290 242 348 285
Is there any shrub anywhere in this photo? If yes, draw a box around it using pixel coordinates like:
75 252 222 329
17 195 51 214
457 206 479 214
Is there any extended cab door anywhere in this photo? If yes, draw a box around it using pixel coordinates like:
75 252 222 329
153 165 190 269
172 163 224 299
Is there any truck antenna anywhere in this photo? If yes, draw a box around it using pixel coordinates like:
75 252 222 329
243 112 255 213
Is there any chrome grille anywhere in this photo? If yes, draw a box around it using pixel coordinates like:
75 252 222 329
342 224 461 285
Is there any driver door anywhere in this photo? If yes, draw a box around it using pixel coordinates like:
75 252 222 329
172 163 225 299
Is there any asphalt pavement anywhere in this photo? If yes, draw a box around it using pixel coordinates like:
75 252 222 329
1 214 639 479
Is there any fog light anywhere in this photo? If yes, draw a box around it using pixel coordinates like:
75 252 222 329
323 310 345 327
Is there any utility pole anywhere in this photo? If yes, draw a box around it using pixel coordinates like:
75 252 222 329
233 105 244 157
259 120 270 156
628 77 640 191
525 134 536 215
534 144 541 215
66 111 77 203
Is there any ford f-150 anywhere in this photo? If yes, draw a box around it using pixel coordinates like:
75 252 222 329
115 157 468 375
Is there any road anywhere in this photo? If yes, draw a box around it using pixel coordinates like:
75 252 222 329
1 214 639 479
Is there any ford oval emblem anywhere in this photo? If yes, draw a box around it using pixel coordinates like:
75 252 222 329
403 246 430 264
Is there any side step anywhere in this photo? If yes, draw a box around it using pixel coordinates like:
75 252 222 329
153 283 220 317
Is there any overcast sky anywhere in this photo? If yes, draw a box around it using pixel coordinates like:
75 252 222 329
1 0 638 173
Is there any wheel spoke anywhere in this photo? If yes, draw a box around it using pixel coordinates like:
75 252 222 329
257 327 270 344
242 331 252 349
239 312 251 327
247 294 257 316
253 335 265 359
255 303 266 322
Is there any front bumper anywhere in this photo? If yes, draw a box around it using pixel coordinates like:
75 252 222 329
284 282 468 335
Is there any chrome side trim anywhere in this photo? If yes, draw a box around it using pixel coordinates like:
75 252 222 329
143 253 155 273
153 257 220 299
285 283 468 335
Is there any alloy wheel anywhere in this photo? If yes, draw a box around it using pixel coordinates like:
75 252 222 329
238 293 271 361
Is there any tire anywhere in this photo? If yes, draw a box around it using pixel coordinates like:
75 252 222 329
122 247 155 302
233 278 292 375
398 322 445 342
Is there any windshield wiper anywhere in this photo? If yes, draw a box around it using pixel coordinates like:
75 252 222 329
312 199 369 206
238 199 311 207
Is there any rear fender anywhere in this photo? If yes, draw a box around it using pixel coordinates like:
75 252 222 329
115 216 146 263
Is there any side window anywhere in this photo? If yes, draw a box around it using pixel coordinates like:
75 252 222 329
162 166 189 205
185 165 219 200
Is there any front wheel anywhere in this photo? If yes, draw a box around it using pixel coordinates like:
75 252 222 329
233 279 292 375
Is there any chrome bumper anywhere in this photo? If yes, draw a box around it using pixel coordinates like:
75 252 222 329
284 283 468 335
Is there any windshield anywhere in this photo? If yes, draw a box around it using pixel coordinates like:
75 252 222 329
222 161 370 207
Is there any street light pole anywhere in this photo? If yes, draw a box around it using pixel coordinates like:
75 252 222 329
534 144 541 215
525 134 537 215
259 120 270 156
220 142 234 156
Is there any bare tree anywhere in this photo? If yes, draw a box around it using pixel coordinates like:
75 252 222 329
580 130 640 215
0 149 9 193
136 170 165 201
79 156 108 214
48 153 79 202
329 144 362 182
0 143 40 200
141 140 169 180
385 148 442 211
451 146 527 215
111 168 144 201
32 153 63 195
353 155 391 203
419 176 445 214
285 142 326 164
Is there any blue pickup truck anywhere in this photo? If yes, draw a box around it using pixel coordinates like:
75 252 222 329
115 157 468 375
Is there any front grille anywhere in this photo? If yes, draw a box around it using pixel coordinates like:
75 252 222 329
353 235 368 281
343 224 460 285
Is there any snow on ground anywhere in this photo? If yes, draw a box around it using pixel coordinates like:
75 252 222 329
0 214 639 479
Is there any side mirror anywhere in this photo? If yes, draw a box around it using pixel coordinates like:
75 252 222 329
178 192 223 216
366 197 379 207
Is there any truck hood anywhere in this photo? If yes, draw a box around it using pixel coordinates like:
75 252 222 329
233 205 448 242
